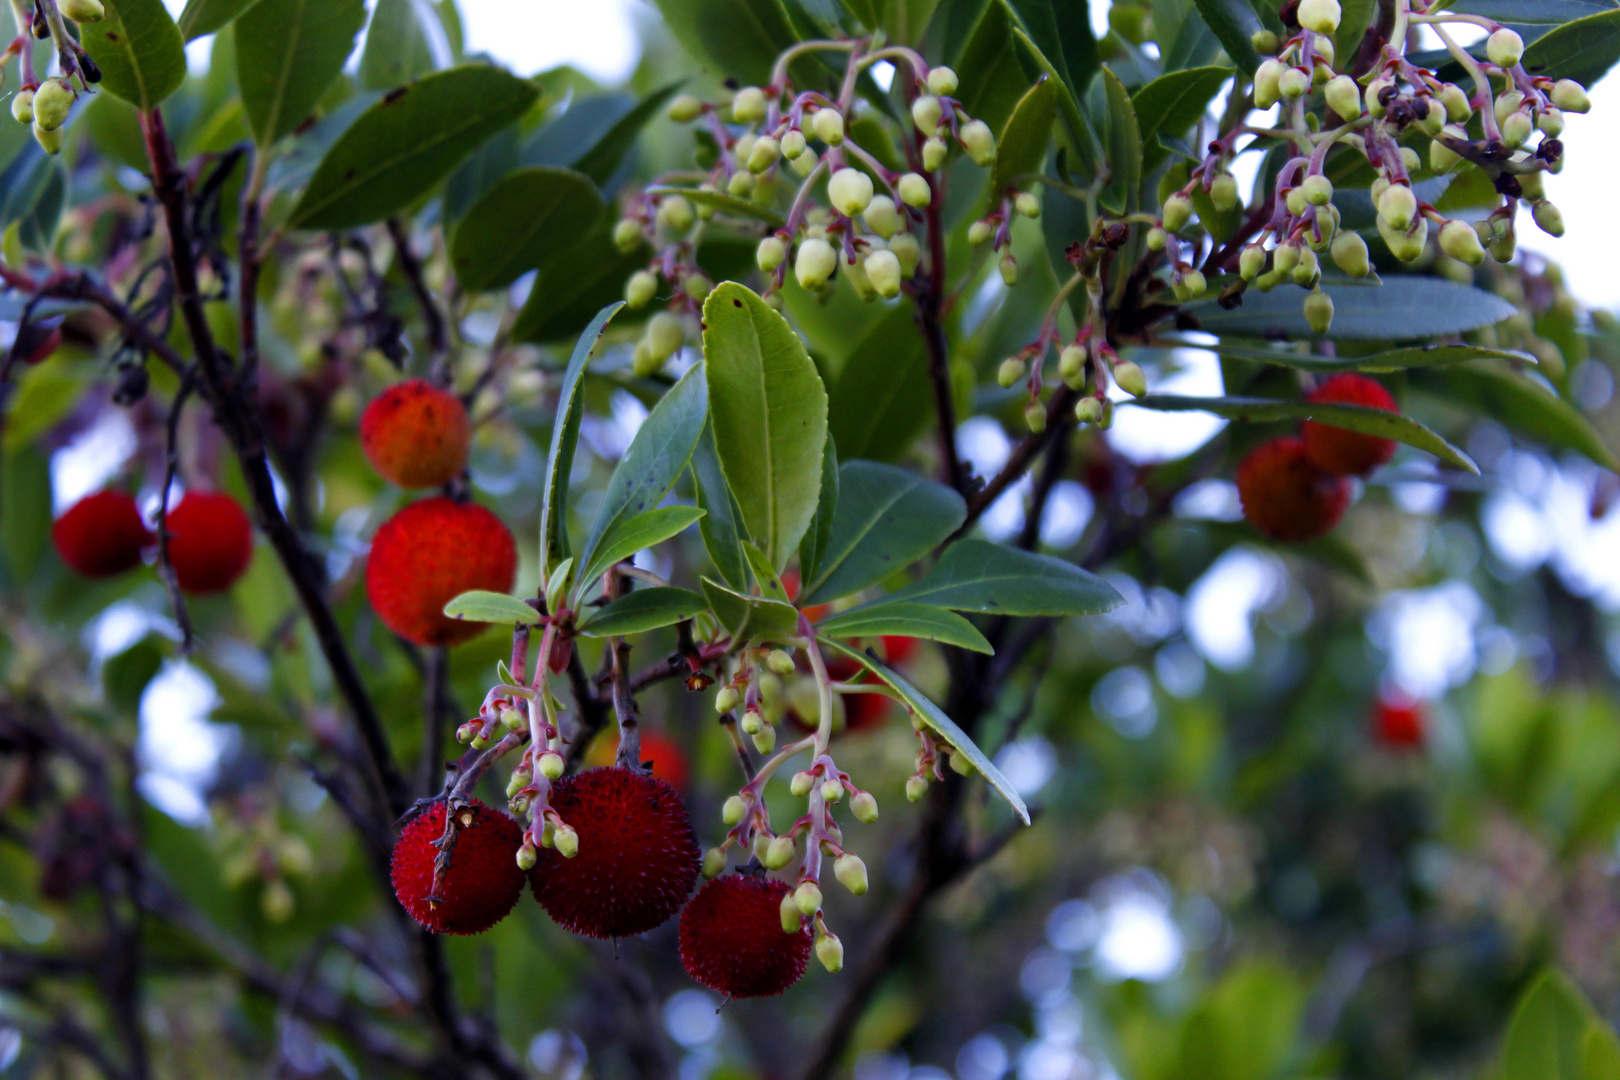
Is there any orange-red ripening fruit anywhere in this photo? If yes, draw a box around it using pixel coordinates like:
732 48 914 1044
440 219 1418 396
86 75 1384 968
1237 437 1351 541
366 497 517 646
680 874 813 998
391 799 526 935
167 492 254 594
52 490 151 577
584 729 691 792
1302 374 1399 477
529 767 700 939
1373 694 1425 748
361 379 472 489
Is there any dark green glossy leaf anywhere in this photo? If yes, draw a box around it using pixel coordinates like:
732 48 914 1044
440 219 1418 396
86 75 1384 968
103 635 167 715
743 541 790 602
1013 27 1099 179
991 75 1058 196
798 436 839 588
702 282 829 571
649 0 798 84
802 462 966 605
1131 66 1229 140
1198 340 1534 373
1188 278 1516 341
646 184 787 228
577 364 709 597
1333 0 1378 62
1006 0 1098 97
886 538 1123 615
178 0 260 39
442 590 542 625
1500 969 1594 1080
540 302 625 584
955 0 1033 136
529 83 682 186
691 421 751 589
512 228 651 344
0 144 65 252
577 587 709 637
1411 366 1619 471
237 0 365 145
263 90 381 192
820 638 1031 823
1521 10 1620 84
816 601 992 653
443 124 518 225
1189 0 1263 73
81 0 188 110
1131 394 1479 472
826 302 935 463
449 166 604 291
1098 66 1142 214
576 506 707 597
359 0 440 90
702 577 800 643
1584 1023 1620 1080
288 65 540 230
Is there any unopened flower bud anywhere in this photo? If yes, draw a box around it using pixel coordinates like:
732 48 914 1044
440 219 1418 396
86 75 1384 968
1145 226 1168 252
715 686 740 714
812 107 845 145
1501 110 1532 149
791 771 815 797
1014 191 1040 218
1024 401 1047 434
625 269 658 309
1538 107 1565 137
927 66 959 96
646 312 685 362
658 194 694 232
11 88 33 124
748 135 780 172
764 834 796 869
997 357 1026 388
1365 77 1392 118
1532 200 1564 238
1303 289 1334 335
835 853 869 894
820 779 843 804
1161 192 1192 233
516 841 538 871
32 79 71 133
906 775 927 802
1255 268 1283 292
740 710 763 735
1378 183 1417 230
1440 83 1472 122
1330 231 1370 277
851 790 879 823
791 145 820 176
613 217 644 253
61 0 104 21
753 236 787 274
816 929 844 972
960 119 996 165
1517 170 1545 200
1495 89 1525 125
1179 268 1207 298
1325 75 1361 120
1552 79 1591 114
1254 59 1285 109
722 795 747 826
1251 28 1280 54
1486 27 1524 68
948 751 976 777
860 195 900 239
1239 244 1267 280
1377 215 1428 262
780 892 803 932
890 232 921 276
1439 219 1486 266
829 167 874 216
1058 345 1085 388
1210 173 1239 212
506 766 532 798
922 135 948 171
1302 174 1333 206
765 648 796 675
1431 128 1465 172
752 725 776 753
668 94 703 124
1280 67 1310 100
866 249 902 299
1291 246 1319 285
794 880 823 915
727 170 755 197
796 237 838 289
538 751 565 780
1113 361 1147 398
1286 187 1308 217
967 219 993 245
732 86 767 123
999 253 1018 286
703 847 727 878
911 94 944 135
554 825 579 858
1298 0 1340 34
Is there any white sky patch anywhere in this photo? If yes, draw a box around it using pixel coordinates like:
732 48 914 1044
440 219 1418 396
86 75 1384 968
137 662 233 825
1109 349 1227 462
995 736 1058 798
50 409 137 513
1184 548 1282 669
1368 582 1485 699
1092 887 1183 983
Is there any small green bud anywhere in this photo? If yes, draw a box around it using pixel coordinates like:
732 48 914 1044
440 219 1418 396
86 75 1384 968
1537 107 1564 137
631 340 657 378
794 880 823 915
1487 27 1524 68
812 107 844 146
967 219 993 245
703 847 727 879
539 751 565 780
791 770 815 797
683 273 712 301
997 357 1026 388
1256 268 1284 292
1440 83 1472 122
829 167 875 217
889 232 921 276
1059 344 1086 387
740 710 762 735
816 929 844 972
865 249 903 299
1075 397 1104 424
1291 246 1319 285
947 750 976 777
888 172 926 209
1414 97 1445 137
1532 199 1564 238
658 194 694 232
1303 288 1333 336
1255 59 1285 109
1211 173 1239 212
851 791 879 823
844 253 875 299
780 892 803 932
1239 244 1267 280
1552 79 1591 114
1517 169 1545 200
1366 77 1392 118
613 218 644 253
32 79 71 133
764 834 796 869
767 648 796 675
516 841 538 871
796 237 838 289
747 135 780 172
791 146 820 176
757 236 787 272
1280 67 1311 100
1495 89 1525 125
1286 187 1308 217
820 779 843 804
1439 219 1486 266
781 129 808 161
732 86 768 123
470 732 491 750
1024 401 1047 434
1014 191 1040 218
1162 192 1193 232
668 94 702 123
999 253 1018 287
1378 183 1417 230
922 136 948 171
727 170 755 197
927 66 959 96
499 707 525 731
911 94 944 135
753 833 772 863
1113 360 1147 398
506 766 532 798
1251 28 1280 54
1180 268 1207 298
753 725 776 753
1377 214 1428 262
1501 110 1532 149
960 119 996 166
554 825 579 859
1146 226 1168 251
906 775 927 802
1302 174 1334 206
625 269 658 309
1431 127 1465 172
715 686 740 714
1325 75 1362 121
1298 0 1340 34
863 194 903 238
835 853 869 895
1330 231 1370 277
11 88 33 124
61 0 104 20
646 312 685 362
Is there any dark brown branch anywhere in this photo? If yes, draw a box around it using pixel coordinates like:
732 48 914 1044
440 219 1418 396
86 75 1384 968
955 386 1081 538
419 646 453 799
388 218 450 370
918 177 968 494
154 367 197 654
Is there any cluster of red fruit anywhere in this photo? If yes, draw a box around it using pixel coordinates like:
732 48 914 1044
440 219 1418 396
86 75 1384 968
390 765 814 998
1236 374 1399 541
358 379 517 646
52 488 254 594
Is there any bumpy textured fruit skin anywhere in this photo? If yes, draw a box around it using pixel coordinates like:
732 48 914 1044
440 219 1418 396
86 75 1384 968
366 497 516 646
529 767 701 938
1237 437 1351 541
53 491 151 577
167 492 254 593
584 729 691 791
1302 374 1398 476
360 379 472 489
680 874 813 998
391 800 525 935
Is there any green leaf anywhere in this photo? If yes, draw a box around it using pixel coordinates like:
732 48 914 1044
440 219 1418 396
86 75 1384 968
991 75 1058 196
443 123 518 226
1521 9 1620 85
1334 0 1378 63
1584 1023 1620 1080
826 302 935 463
288 65 540 230
448 166 605 291
0 145 65 252
540 302 625 584
264 90 382 193
178 0 260 39
649 0 798 84
1131 66 1230 141
577 587 709 637
819 638 1030 823
702 576 801 644
1411 366 1620 472
1012 27 1099 180
512 227 651 344
1098 67 1142 214
1189 278 1516 341
236 0 365 145
80 0 188 111
1188 0 1263 73
886 539 1123 615
1501 969 1595 1080
743 541 790 602
802 462 966 605
1200 340 1534 373
442 590 542 625
702 282 829 571
691 421 751 590
566 83 683 186
577 364 709 598
1006 0 1098 98
1131 394 1479 472
576 506 707 597
103 635 167 715
798 436 840 589
358 0 441 90
956 0 1035 136
817 602 993 653
646 184 787 228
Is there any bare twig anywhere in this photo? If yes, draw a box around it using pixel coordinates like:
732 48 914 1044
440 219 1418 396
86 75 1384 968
387 218 450 372
154 366 198 653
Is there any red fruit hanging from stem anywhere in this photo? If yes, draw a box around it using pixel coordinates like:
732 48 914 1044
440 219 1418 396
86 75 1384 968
360 379 472 489
166 491 254 594
52 490 151 577
1237 436 1351 541
365 497 517 646
391 799 526 935
1302 374 1399 477
680 874 813 998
